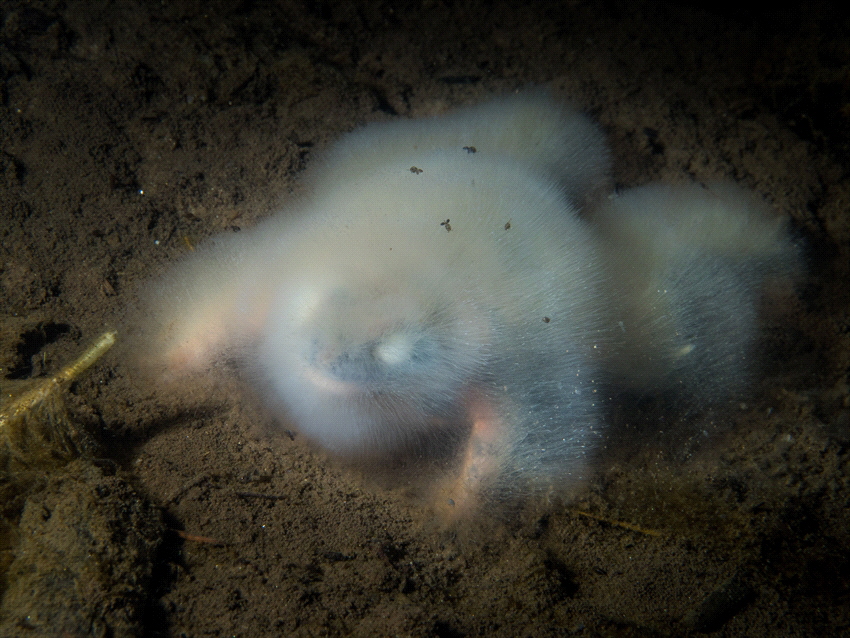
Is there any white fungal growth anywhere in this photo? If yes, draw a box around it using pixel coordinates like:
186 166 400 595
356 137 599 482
135 91 799 517
591 182 799 397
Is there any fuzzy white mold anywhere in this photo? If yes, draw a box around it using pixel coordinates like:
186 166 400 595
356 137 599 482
137 92 799 516
591 182 800 398
139 92 611 514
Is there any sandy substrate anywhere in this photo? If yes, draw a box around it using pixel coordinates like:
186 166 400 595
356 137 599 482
0 1 848 635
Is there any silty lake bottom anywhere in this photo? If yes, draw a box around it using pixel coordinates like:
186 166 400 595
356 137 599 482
0 1 847 635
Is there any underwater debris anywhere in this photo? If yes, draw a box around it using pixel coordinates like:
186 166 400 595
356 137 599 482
0 330 116 467
0 329 164 636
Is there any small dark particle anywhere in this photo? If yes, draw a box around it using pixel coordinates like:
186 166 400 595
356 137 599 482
440 219 452 232
323 551 355 562
410 166 423 174
643 127 665 155
438 75 482 85
234 491 285 501
463 146 477 154
543 316 551 323
504 220 511 230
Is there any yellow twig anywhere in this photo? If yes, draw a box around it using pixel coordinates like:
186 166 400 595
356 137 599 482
0 331 117 431
570 509 661 537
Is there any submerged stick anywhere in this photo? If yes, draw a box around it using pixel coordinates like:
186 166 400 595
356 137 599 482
0 331 117 465
0 331 116 431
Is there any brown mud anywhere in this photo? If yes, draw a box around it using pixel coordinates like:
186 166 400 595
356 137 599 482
0 1 848 635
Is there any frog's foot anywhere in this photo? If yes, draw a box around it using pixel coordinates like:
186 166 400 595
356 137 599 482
434 391 509 521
